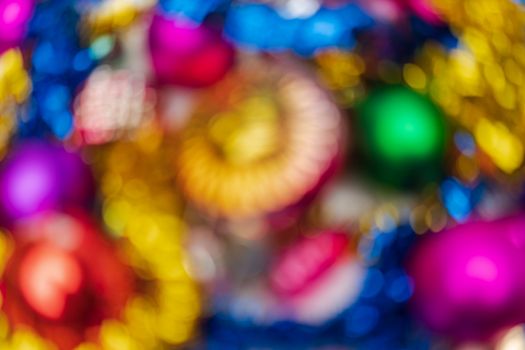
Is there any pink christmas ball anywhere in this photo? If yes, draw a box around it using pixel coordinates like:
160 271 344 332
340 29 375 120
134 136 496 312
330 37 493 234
0 0 34 53
407 215 525 342
148 13 235 88
269 230 364 325
0 141 94 224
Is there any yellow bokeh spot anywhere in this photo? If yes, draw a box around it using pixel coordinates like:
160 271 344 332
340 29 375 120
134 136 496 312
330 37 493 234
0 49 31 105
403 63 427 90
74 343 100 350
475 118 524 173
0 312 9 339
9 329 55 350
99 321 140 350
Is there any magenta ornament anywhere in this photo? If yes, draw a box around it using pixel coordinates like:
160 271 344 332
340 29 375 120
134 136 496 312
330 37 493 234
0 0 34 53
0 141 93 224
407 215 525 342
148 12 235 88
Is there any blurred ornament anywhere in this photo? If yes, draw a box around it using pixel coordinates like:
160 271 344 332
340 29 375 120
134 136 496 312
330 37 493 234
92 122 201 347
1 210 134 350
315 49 365 106
412 0 525 176
292 4 372 57
0 0 33 53
0 48 31 157
176 57 343 224
25 0 96 139
73 66 155 145
224 2 372 56
407 215 525 342
270 230 364 325
224 2 296 51
206 224 427 349
356 85 447 187
0 48 31 107
148 12 235 88
0 141 93 224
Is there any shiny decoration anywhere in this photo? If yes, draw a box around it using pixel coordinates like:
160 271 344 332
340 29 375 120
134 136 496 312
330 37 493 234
270 230 364 325
0 0 33 53
0 48 30 157
207 223 426 349
1 210 134 350
2 0 525 348
411 0 525 175
315 49 365 106
357 85 447 187
0 141 93 224
176 57 343 222
148 12 235 88
0 49 30 107
92 123 201 348
73 66 155 145
224 2 373 56
24 0 95 138
407 215 525 341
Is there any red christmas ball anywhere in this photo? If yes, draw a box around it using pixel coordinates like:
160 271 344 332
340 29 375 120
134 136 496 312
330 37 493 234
1 210 134 350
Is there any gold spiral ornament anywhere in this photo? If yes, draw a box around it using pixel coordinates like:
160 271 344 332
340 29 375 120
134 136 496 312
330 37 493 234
176 57 344 220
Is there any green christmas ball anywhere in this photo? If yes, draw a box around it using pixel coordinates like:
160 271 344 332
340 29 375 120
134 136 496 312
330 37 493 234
356 85 447 187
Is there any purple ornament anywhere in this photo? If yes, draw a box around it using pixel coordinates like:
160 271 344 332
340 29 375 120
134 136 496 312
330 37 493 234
0 0 34 53
407 215 525 342
0 141 93 224
148 12 235 88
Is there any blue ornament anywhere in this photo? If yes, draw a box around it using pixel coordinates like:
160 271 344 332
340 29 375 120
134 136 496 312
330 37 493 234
293 5 372 56
20 0 96 139
224 3 298 51
225 2 373 57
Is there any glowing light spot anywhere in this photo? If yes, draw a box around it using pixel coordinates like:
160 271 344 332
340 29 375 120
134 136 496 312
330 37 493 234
19 244 83 319
466 256 498 282
2 2 21 24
